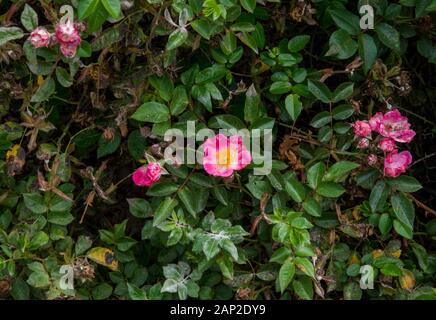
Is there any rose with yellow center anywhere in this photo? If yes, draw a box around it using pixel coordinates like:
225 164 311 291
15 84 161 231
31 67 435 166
202 134 252 177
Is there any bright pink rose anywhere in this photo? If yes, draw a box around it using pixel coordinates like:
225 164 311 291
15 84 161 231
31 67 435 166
384 150 412 177
369 112 383 132
378 138 397 153
202 134 252 177
357 138 369 149
378 109 415 143
367 154 378 166
29 27 51 48
55 20 81 46
353 120 371 138
132 163 161 187
60 44 77 58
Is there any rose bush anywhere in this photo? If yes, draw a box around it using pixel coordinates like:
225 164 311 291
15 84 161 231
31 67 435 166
0 0 435 300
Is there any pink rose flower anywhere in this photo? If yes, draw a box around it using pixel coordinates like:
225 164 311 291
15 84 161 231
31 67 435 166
132 163 161 187
353 120 371 138
367 154 378 167
369 112 383 132
384 150 412 177
60 44 77 58
55 20 81 46
29 27 51 48
378 138 397 153
357 138 369 149
378 109 416 143
202 134 252 177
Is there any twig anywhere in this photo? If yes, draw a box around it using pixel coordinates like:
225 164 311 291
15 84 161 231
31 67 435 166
408 194 436 217
410 152 436 168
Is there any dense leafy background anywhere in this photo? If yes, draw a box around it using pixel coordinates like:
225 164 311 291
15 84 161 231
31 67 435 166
0 0 435 300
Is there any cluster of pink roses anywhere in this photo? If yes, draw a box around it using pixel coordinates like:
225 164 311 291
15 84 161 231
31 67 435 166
29 20 82 58
132 134 252 188
353 108 415 177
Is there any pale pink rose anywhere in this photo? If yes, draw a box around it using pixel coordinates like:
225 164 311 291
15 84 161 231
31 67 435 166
367 154 378 166
55 20 81 46
353 120 371 138
378 109 416 143
29 27 51 48
357 138 369 149
369 112 384 132
378 138 397 153
132 163 161 187
384 150 412 177
60 44 77 58
202 134 252 177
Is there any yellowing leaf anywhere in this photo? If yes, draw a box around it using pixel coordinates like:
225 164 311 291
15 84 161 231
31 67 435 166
87 247 118 271
348 252 360 265
399 269 415 291
6 144 26 176
371 249 384 259
37 75 44 86
390 249 402 259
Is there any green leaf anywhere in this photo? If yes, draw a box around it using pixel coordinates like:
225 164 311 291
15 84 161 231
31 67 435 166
78 0 100 20
91 27 121 51
324 161 359 182
131 102 170 123
332 104 355 120
127 283 147 300
75 236 93 256
147 182 179 197
97 130 121 158
279 258 295 293
328 7 360 35
31 78 55 103
317 182 345 198
195 64 228 84
379 213 393 236
27 263 50 288
294 257 315 278
285 176 306 203
244 84 260 123
153 198 178 226
310 111 331 128
326 30 358 60
307 162 325 189
221 239 238 261
191 19 211 40
167 28 189 51
387 176 423 193
369 181 389 213
240 0 256 13
56 67 73 88
291 217 313 229
292 277 313 300
308 80 331 103
203 237 220 260
391 193 415 227
303 198 322 217
0 27 24 46
217 256 234 279
21 4 38 32
47 211 74 225
285 94 302 121
92 283 113 300
393 219 413 239
23 193 47 214
343 282 362 300
358 34 377 74
288 35 310 52
270 81 292 95
101 0 121 18
127 198 153 218
375 23 400 51
171 86 189 116
332 82 354 103
237 32 258 54
209 114 246 130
